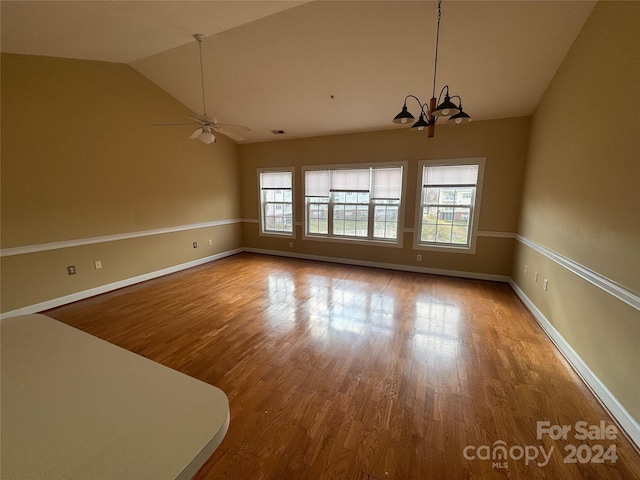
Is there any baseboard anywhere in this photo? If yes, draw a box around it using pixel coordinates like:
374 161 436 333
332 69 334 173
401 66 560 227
243 247 510 283
508 280 640 450
0 249 243 320
1 248 507 320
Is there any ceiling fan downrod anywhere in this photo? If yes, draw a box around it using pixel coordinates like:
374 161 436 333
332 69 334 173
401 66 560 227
193 33 207 117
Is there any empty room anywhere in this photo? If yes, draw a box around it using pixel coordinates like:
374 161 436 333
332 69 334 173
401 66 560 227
1 1 638 479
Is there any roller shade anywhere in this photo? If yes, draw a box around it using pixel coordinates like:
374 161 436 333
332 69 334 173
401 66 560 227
371 167 402 199
330 169 370 192
423 165 478 186
261 171 291 189
305 170 331 197
306 166 403 198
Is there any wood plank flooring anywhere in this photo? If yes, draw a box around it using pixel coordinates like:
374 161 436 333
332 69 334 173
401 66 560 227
45 253 640 479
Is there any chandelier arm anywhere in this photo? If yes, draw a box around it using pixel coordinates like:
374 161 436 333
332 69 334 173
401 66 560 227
404 95 433 118
449 95 463 108
404 94 423 108
436 85 450 105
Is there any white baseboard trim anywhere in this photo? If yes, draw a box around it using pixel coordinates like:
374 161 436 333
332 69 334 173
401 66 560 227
243 247 510 283
0 249 243 320
508 279 640 450
1 248 507 320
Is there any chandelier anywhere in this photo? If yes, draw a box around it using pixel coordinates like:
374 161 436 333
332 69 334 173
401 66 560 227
392 0 471 137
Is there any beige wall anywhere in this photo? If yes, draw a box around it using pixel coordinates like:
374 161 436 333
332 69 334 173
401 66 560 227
1 54 243 313
512 2 640 421
238 117 529 277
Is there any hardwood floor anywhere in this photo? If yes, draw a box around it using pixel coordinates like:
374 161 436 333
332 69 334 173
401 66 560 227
45 253 640 479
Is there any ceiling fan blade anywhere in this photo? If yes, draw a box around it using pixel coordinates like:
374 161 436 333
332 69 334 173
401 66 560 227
214 123 251 132
214 127 245 142
151 123 196 127
189 128 204 139
184 115 209 125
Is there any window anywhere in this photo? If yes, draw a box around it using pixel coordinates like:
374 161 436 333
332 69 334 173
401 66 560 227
415 158 485 253
258 169 294 236
304 164 405 245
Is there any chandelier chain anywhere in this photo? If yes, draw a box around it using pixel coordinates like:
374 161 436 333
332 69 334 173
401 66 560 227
432 0 442 99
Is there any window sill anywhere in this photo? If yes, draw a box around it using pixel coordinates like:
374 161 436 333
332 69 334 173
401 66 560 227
303 234 403 249
259 230 295 239
414 242 477 255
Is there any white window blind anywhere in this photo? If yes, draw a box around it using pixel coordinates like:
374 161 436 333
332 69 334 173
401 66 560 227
305 170 331 197
372 167 402 199
331 169 371 192
305 167 403 197
261 171 292 189
424 165 478 186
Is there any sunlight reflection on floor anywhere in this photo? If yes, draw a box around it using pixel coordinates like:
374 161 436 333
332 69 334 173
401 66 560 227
266 271 466 359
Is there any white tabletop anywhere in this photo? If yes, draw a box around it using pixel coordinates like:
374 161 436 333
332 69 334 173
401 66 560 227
1 314 229 480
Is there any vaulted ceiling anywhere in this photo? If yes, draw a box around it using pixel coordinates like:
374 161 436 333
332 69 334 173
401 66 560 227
2 1 595 143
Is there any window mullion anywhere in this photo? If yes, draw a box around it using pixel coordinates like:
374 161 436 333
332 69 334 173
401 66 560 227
328 195 334 236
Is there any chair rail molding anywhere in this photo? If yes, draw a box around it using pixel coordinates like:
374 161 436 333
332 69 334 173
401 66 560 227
0 219 244 257
515 234 639 311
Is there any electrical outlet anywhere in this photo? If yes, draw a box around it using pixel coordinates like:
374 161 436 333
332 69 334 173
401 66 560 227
67 265 76 275
543 279 549 291
208 239 213 246
193 242 198 248
417 254 422 261
534 272 539 282
94 260 102 270
289 242 294 248
524 265 528 274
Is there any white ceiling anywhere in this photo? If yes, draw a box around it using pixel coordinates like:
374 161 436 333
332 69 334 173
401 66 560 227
2 1 596 144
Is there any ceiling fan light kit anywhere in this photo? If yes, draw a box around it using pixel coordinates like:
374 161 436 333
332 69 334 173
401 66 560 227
392 0 471 138
199 130 216 144
151 33 250 144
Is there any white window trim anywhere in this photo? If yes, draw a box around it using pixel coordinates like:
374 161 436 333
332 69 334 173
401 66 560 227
302 161 408 248
413 157 486 254
257 167 296 239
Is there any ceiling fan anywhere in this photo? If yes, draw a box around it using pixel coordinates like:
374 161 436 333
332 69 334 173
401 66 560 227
152 34 250 144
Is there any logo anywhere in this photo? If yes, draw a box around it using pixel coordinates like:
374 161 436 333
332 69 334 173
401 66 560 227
463 420 618 470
